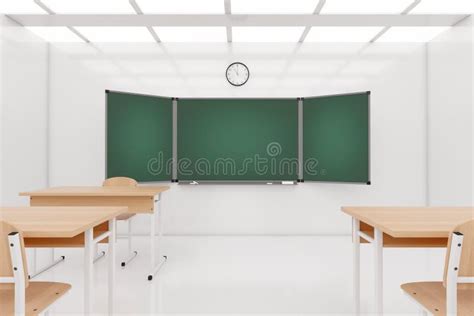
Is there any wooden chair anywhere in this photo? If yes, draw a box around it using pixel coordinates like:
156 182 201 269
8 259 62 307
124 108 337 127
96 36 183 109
0 220 71 315
401 219 474 315
103 177 138 267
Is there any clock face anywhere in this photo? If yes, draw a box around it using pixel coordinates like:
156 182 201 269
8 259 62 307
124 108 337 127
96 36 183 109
226 62 250 86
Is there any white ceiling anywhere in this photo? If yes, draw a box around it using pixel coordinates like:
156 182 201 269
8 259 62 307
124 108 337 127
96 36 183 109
1 0 472 43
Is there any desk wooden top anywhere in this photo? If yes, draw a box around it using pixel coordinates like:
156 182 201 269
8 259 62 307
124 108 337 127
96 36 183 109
0 206 127 238
20 186 169 197
342 206 474 238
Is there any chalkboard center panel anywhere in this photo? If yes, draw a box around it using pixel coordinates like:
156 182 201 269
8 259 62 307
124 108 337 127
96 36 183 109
177 99 299 181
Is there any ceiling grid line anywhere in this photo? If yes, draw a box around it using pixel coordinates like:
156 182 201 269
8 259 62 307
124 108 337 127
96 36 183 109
33 0 90 43
224 0 232 43
329 1 424 84
12 14 462 27
298 0 326 43
129 0 161 43
6 1 470 43
370 0 422 43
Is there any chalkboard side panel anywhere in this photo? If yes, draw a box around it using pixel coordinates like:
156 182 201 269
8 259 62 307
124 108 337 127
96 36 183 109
106 90 173 183
302 91 370 184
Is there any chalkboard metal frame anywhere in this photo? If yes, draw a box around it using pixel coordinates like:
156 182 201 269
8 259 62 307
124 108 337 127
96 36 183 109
302 91 371 185
105 89 174 183
179 180 297 185
177 97 301 100
105 90 371 185
297 97 304 181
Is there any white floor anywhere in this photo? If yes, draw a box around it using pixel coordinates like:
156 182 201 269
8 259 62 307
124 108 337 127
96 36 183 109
29 236 446 315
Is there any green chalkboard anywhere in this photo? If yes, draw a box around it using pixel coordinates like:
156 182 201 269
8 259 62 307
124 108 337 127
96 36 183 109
106 91 172 182
178 99 298 181
303 92 370 183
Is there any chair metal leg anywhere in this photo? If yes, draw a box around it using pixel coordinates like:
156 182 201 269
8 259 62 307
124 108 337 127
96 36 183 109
446 232 463 316
8 233 26 315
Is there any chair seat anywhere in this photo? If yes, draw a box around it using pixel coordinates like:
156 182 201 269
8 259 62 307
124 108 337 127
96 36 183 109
0 281 71 316
117 213 136 221
401 281 474 316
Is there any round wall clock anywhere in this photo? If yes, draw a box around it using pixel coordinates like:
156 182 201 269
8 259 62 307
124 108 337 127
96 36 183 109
226 62 250 86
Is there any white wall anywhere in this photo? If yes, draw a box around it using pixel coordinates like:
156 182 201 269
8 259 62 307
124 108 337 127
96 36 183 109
0 15 48 205
427 16 473 206
48 42 428 235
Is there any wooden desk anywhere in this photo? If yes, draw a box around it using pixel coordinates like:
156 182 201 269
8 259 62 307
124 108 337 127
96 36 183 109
20 186 169 213
20 186 170 280
342 206 474 315
1 206 126 315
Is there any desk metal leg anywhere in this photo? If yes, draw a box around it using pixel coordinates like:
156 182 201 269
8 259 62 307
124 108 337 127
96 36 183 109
147 193 167 281
127 218 132 256
149 205 155 279
121 217 138 267
108 218 116 315
50 248 54 264
374 228 383 315
32 248 37 274
353 218 360 315
84 228 94 315
149 280 157 313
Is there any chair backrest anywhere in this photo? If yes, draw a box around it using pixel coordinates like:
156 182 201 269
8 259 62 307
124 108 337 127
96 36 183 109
0 220 29 289
444 219 474 290
103 177 138 187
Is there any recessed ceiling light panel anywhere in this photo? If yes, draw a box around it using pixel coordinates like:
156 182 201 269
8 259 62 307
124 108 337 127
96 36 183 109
377 27 450 42
137 0 224 14
41 0 134 13
410 0 474 14
305 27 382 42
26 27 84 42
153 27 227 42
321 0 414 14
0 0 46 14
233 27 305 42
232 0 319 14
75 27 156 42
